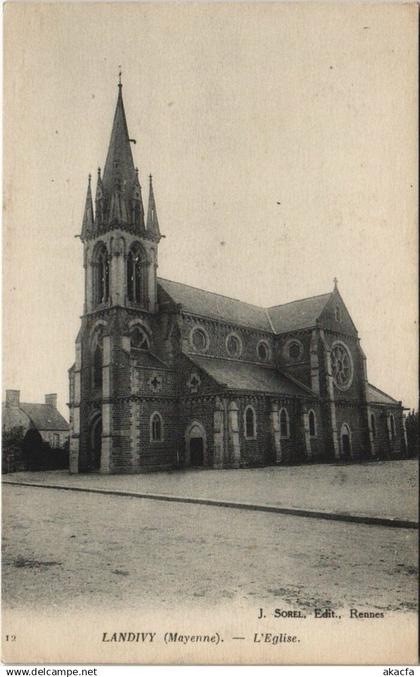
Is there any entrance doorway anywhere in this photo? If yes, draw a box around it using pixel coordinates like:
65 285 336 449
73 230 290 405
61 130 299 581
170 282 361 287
185 421 206 467
190 438 204 466
89 414 102 470
340 423 351 459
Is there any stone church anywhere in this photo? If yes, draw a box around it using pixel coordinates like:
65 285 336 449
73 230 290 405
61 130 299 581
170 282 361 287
68 82 406 474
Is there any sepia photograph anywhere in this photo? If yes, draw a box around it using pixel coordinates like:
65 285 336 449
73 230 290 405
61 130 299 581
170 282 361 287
2 1 418 666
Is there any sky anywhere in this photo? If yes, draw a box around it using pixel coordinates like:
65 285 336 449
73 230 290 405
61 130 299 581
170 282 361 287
3 2 418 415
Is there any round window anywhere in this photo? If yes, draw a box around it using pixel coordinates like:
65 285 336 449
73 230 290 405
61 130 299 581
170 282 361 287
288 341 302 360
191 327 208 352
331 342 353 390
226 333 242 357
257 341 269 361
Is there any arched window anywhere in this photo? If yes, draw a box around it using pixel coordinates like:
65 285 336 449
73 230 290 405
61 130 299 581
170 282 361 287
244 406 256 439
389 414 396 440
95 245 109 305
257 340 270 362
130 326 150 350
308 410 317 437
150 412 163 442
127 244 146 304
370 413 376 440
335 306 341 322
341 423 352 457
280 408 289 438
93 343 103 389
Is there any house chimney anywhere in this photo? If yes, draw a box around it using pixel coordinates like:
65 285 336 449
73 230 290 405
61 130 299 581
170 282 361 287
5 390 20 407
45 393 57 408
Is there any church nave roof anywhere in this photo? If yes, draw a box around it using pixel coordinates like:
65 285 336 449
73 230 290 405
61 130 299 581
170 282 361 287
187 354 317 398
158 277 333 335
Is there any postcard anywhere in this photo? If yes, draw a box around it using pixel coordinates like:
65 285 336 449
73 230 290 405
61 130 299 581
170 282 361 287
2 2 418 665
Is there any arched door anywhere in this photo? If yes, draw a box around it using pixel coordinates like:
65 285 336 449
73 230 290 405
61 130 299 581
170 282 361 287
186 422 206 467
341 423 351 460
89 414 102 470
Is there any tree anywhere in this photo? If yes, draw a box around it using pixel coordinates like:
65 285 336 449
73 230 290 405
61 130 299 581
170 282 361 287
405 410 419 458
2 425 26 473
2 425 25 449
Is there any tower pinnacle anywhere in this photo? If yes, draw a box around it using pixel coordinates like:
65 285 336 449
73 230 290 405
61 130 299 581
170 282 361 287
147 174 161 241
81 174 94 240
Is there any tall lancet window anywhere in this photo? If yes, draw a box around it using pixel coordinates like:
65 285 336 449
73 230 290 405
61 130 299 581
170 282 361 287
127 244 146 304
91 327 105 391
93 342 103 390
95 245 109 305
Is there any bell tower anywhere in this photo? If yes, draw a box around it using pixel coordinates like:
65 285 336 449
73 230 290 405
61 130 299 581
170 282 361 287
69 78 162 474
81 79 161 314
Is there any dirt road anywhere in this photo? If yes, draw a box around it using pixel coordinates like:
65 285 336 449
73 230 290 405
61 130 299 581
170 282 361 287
2 484 417 614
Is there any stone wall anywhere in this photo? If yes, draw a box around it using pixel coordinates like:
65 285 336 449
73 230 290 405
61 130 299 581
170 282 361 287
180 314 276 366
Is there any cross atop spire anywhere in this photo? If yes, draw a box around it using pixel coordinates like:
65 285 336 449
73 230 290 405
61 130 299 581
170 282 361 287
333 277 338 290
118 66 122 88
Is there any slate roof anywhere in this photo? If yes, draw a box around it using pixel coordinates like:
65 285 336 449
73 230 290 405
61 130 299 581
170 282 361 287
268 294 332 333
188 354 317 398
131 350 170 370
19 404 69 431
158 278 332 334
102 85 135 198
158 278 272 331
1 403 32 432
367 384 400 406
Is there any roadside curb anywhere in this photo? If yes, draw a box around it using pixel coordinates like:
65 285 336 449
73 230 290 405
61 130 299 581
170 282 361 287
3 479 418 529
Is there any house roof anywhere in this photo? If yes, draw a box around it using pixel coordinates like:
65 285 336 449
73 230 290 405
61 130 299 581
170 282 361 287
19 404 69 431
158 277 332 334
268 293 332 333
188 354 317 398
158 278 272 331
2 404 32 432
367 384 400 406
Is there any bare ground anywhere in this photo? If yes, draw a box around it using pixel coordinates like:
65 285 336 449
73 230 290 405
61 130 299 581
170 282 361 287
2 484 417 614
4 458 418 520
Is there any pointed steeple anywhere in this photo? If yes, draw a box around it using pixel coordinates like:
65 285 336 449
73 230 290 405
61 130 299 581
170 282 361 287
147 174 161 241
81 174 94 240
102 81 135 198
81 79 149 238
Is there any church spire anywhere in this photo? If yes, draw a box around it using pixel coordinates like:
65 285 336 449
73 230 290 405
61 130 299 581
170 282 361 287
147 174 161 241
81 80 150 238
81 174 94 240
102 80 135 197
